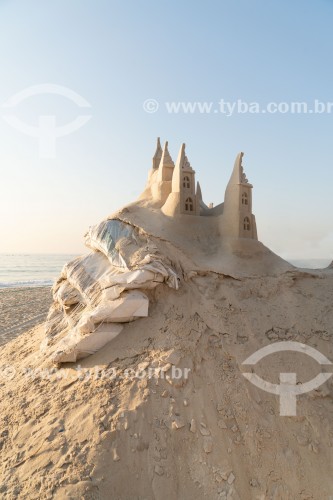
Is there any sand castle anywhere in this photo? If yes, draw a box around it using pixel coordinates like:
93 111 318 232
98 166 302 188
41 139 293 363
142 138 257 240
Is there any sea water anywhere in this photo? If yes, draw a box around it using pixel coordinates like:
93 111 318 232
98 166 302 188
0 254 78 288
288 258 331 269
0 254 330 289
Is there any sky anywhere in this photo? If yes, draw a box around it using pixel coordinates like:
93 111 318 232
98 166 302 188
0 0 332 261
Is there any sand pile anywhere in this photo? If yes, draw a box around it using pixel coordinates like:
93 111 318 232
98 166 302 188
0 202 333 499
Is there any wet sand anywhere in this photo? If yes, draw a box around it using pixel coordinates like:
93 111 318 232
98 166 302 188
0 287 52 346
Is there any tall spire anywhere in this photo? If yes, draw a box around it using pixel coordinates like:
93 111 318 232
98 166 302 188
152 137 162 169
159 141 174 169
196 181 202 201
171 143 186 192
157 141 174 181
227 152 252 187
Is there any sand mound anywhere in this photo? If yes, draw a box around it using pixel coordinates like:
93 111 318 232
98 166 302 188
112 202 294 278
40 199 293 367
0 201 332 498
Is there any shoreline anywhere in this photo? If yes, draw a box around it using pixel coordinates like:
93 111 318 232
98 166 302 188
0 286 52 346
0 281 54 290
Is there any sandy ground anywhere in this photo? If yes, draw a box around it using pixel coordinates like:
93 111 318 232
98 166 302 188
0 268 332 499
0 287 52 346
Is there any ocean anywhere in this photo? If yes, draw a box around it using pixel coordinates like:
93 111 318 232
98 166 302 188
0 254 330 289
0 254 79 289
289 258 331 269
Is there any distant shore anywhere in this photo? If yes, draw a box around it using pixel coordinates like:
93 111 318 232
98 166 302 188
0 286 52 346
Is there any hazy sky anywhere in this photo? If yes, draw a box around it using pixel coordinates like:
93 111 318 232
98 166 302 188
0 0 332 260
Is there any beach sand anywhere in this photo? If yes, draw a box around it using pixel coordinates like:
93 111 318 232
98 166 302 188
0 268 332 499
0 287 52 346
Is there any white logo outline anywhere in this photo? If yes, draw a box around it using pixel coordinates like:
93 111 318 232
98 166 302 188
1 84 92 158
242 341 332 416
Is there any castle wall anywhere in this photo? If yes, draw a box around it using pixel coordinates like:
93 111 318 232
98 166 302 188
151 180 172 206
161 192 181 216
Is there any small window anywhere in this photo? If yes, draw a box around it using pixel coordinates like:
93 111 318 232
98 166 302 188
244 217 250 231
185 197 194 212
183 176 190 188
242 192 248 205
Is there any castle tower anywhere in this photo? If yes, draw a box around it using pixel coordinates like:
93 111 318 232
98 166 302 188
152 137 162 170
157 141 174 182
151 141 174 205
162 143 199 216
172 143 198 215
222 152 258 239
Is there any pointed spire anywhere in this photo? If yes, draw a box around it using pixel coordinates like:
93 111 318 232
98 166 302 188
227 152 251 186
172 143 186 192
152 137 162 169
232 152 243 184
157 141 174 181
196 181 202 201
159 141 174 169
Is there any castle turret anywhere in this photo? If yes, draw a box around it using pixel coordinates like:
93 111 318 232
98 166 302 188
222 152 258 239
162 143 199 216
151 141 174 205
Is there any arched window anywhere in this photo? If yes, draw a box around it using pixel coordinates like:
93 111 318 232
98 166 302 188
183 176 190 188
185 197 194 212
242 192 248 205
243 217 251 231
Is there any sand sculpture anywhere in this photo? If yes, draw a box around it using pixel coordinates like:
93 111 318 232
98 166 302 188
42 139 294 363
